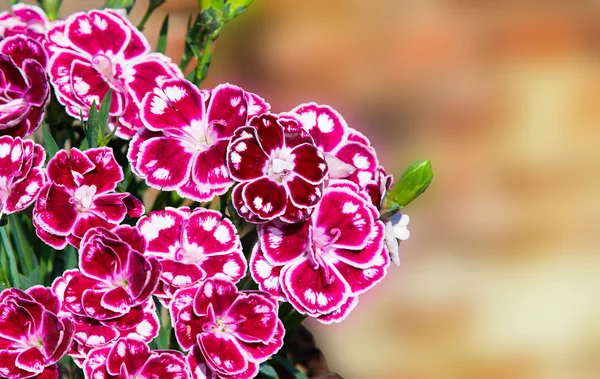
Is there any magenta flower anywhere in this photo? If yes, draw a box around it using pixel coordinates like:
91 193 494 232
227 113 328 223
52 270 159 367
58 226 160 322
137 206 247 305
0 287 73 379
0 35 49 137
0 4 49 42
45 9 182 139
0 136 46 218
32 147 144 249
83 337 187 379
170 278 284 379
290 103 382 189
250 180 390 322
128 79 269 202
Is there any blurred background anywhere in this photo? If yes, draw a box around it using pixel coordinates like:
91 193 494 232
13 0 600 378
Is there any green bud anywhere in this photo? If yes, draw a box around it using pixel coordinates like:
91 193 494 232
38 0 62 20
104 0 135 12
382 160 433 217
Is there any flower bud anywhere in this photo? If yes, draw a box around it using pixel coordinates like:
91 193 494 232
382 160 433 217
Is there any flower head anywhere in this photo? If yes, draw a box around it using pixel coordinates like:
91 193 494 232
171 278 284 379
128 79 269 203
227 113 328 223
137 206 247 305
46 9 182 139
0 136 45 218
0 4 50 42
33 147 144 249
0 35 49 137
250 180 390 322
0 287 73 379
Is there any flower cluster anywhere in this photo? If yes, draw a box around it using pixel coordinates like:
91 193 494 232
0 3 428 379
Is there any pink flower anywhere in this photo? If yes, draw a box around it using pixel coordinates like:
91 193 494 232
0 4 50 42
0 136 46 218
33 147 144 249
250 180 390 323
127 79 269 202
137 206 247 305
289 103 382 189
227 113 328 223
170 278 284 379
0 35 49 137
83 338 187 379
52 270 159 367
57 226 160 322
45 9 182 139
0 287 73 379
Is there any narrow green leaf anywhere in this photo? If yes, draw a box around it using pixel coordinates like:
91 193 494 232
79 138 89 151
382 160 433 217
0 227 20 288
38 0 62 20
8 214 36 275
258 363 279 378
86 99 99 149
64 245 78 270
156 14 170 54
42 123 60 160
100 118 119 147
0 241 9 288
271 355 308 379
98 89 113 135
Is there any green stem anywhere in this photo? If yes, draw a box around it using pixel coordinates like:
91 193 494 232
137 7 153 31
0 227 20 288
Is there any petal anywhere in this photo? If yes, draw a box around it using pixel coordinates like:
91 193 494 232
250 114 284 156
227 293 277 344
192 140 233 188
200 251 247 283
281 259 351 315
65 10 130 57
137 207 187 255
123 194 145 218
80 147 123 193
5 167 45 213
72 319 118 348
317 296 359 324
187 346 258 379
331 219 386 268
33 183 78 236
101 287 131 314
113 225 147 253
279 202 314 223
89 193 127 223
15 346 44 374
226 134 267 182
185 209 240 256
332 247 389 297
106 338 151 376
193 279 239 318
198 332 248 376
127 54 181 105
258 221 309 265
249 245 285 300
126 255 160 303
0 35 47 68
81 289 122 320
206 84 248 140
161 260 206 288
246 92 270 117
140 79 204 131
45 149 79 189
70 59 124 115
290 143 328 184
335 142 379 187
231 183 267 224
177 179 228 203
241 178 287 220
285 175 323 209
140 351 188 379
236 319 285 362
291 103 348 153
26 286 60 315
35 228 68 250
136 137 194 190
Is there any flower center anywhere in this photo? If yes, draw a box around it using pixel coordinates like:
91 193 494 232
91 54 125 91
203 315 246 334
306 227 342 286
73 184 97 213
267 149 294 182
0 97 27 113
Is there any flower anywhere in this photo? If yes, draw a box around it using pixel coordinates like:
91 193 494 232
0 287 73 379
45 9 182 139
250 180 390 322
0 35 49 137
52 270 159 367
83 338 187 379
170 278 284 379
289 103 381 189
0 136 46 218
137 206 247 305
384 213 410 267
0 4 50 42
33 147 144 249
227 113 328 223
58 226 160 322
128 79 269 202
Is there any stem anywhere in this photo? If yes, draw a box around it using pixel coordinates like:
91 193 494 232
0 227 20 288
137 7 153 31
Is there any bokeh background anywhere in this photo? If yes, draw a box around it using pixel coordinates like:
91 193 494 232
10 0 600 378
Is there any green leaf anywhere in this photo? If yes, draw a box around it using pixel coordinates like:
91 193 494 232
8 214 37 275
382 160 433 218
64 246 78 270
0 227 20 288
224 0 254 20
104 0 136 12
86 90 113 149
79 138 89 151
42 123 60 160
117 164 133 192
258 363 279 378
38 0 62 20
156 14 170 54
270 355 308 379
100 118 119 147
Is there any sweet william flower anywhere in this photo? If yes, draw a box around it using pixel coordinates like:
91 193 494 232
170 278 284 379
250 180 390 322
83 337 187 379
0 287 73 379
46 9 182 139
384 213 410 267
0 136 46 218
33 147 144 249
59 226 160 322
137 206 247 305
0 4 50 42
128 79 269 202
0 35 49 137
227 113 328 223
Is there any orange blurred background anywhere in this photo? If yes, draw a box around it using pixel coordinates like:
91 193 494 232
14 0 600 378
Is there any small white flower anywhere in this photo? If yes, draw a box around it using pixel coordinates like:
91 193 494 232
384 213 410 266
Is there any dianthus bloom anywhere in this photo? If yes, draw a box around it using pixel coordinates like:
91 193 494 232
83 338 188 379
0 287 73 379
227 113 328 223
0 4 49 42
0 35 49 137
250 180 390 323
127 79 269 202
171 278 284 379
33 147 144 249
46 9 182 138
0 136 46 218
137 206 247 304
